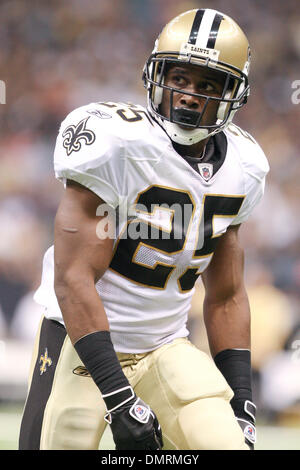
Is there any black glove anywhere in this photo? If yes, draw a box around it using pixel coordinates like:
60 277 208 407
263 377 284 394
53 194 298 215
103 388 163 450
231 398 256 450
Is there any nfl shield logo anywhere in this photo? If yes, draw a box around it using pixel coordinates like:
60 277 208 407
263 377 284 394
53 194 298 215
134 405 148 420
198 163 213 181
244 424 256 444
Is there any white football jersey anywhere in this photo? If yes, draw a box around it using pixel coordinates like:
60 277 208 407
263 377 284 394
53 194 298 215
34 101 269 353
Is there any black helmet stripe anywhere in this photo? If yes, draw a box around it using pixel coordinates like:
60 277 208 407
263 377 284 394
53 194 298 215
188 9 205 44
188 9 224 49
207 13 224 48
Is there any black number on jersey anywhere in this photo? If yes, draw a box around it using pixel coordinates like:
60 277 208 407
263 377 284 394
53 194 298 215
227 123 256 144
110 186 195 289
98 102 153 125
110 186 244 292
178 194 244 291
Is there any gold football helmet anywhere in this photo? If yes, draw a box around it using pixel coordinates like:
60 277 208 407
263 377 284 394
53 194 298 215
143 9 251 145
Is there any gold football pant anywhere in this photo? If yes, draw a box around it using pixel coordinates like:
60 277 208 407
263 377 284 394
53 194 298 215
19 316 248 450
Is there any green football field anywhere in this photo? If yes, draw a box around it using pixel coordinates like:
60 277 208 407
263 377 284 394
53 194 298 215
1 403 300 450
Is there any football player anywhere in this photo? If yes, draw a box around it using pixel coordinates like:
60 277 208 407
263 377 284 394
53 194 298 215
19 9 268 450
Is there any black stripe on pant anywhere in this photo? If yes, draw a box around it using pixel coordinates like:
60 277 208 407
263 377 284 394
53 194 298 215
19 317 67 450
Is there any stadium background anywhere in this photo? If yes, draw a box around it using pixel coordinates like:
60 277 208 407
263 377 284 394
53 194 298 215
0 0 300 450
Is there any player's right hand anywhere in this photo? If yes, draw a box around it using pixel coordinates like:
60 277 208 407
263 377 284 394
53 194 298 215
104 396 163 450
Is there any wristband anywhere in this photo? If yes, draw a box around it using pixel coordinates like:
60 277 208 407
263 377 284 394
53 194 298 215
74 330 130 404
214 349 252 402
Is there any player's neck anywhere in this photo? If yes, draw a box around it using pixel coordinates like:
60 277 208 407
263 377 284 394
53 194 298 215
172 137 210 160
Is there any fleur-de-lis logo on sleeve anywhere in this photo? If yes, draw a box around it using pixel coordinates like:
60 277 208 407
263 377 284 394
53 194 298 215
39 348 52 375
62 117 96 156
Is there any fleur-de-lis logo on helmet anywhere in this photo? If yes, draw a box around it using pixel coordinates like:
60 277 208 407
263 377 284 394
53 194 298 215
62 117 96 156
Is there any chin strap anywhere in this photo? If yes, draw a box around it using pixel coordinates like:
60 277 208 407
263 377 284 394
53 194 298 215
162 119 231 146
151 99 233 146
163 121 209 145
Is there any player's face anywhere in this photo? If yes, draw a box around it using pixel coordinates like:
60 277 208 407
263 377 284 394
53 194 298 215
160 63 226 129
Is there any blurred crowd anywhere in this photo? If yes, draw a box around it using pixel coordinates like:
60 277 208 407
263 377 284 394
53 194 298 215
0 0 300 425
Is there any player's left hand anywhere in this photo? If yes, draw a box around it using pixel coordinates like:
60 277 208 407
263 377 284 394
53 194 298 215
231 399 256 449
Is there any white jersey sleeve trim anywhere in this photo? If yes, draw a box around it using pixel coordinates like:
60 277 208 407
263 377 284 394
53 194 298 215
231 176 266 225
54 166 120 209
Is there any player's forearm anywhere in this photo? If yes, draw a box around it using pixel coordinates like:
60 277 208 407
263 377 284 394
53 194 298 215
54 276 140 421
54 276 110 344
204 290 256 448
203 288 251 358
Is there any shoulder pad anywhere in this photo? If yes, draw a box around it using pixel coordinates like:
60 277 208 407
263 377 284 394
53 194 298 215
61 101 155 146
